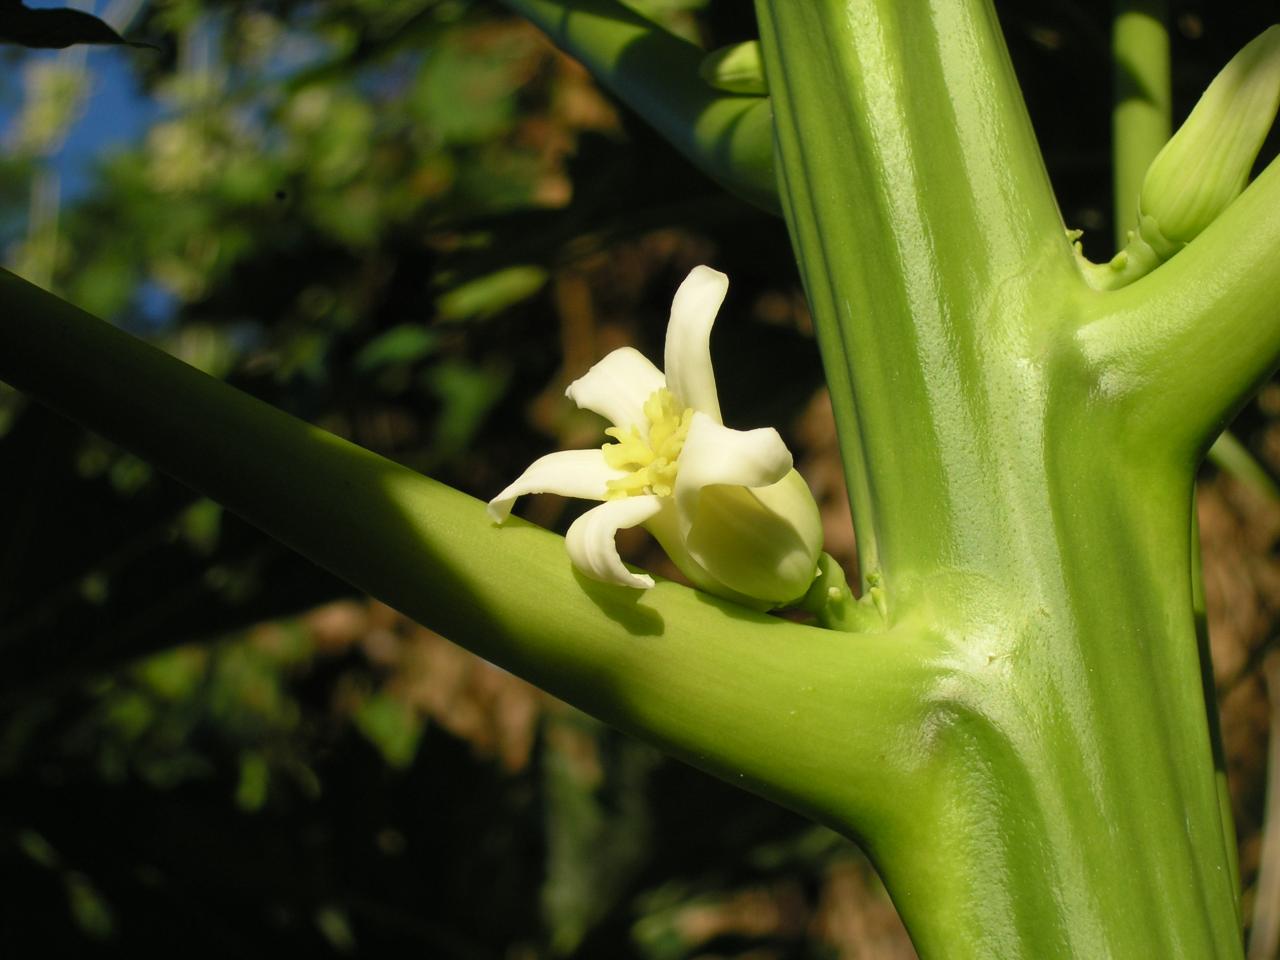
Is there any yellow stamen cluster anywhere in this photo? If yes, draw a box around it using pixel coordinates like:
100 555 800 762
602 388 693 499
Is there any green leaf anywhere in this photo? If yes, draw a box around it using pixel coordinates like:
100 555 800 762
353 325 440 374
235 750 270 812
541 715 658 954
435 265 547 322
15 829 60 870
423 359 509 464
352 693 422 769
65 872 114 941
411 33 525 145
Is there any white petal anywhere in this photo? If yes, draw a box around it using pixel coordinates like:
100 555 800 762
565 496 664 589
487 449 627 523
673 412 792 535
663 266 728 422
645 500 748 600
749 469 825 566
565 347 666 431
682 472 823 606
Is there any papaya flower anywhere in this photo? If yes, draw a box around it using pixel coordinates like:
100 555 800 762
488 266 823 610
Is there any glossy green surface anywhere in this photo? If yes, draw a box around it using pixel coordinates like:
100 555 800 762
756 0 1271 954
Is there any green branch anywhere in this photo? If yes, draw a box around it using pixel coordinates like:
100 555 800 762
498 0 777 211
1110 7 1245 899
0 268 935 835
1107 7 1275 505
1209 430 1280 501
1076 155 1280 457
1111 0 1171 249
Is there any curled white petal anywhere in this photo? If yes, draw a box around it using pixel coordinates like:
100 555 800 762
663 266 727 422
673 412 792 535
565 496 665 589
565 347 666 431
487 449 627 523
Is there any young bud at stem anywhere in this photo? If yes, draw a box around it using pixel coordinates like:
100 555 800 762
1138 25 1280 253
699 41 767 96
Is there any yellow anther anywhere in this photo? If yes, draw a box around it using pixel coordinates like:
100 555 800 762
602 425 654 471
602 388 692 499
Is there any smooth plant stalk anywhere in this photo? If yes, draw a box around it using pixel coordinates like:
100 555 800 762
1077 155 1280 455
1250 653 1280 959
1108 7 1277 506
758 0 1243 954
496 0 777 210
1112 0 1241 916
757 0 1080 591
1112 0 1171 247
1191 504 1244 924
1210 430 1280 503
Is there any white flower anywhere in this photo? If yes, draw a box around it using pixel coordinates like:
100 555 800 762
488 266 823 609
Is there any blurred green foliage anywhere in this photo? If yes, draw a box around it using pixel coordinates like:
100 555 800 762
1 0 1277 957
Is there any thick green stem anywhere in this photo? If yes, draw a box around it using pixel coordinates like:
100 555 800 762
1111 0 1241 920
1077 155 1280 457
1192 503 1245 925
1107 0 1272 508
757 1 1241 954
870 450 1239 957
757 0 1079 598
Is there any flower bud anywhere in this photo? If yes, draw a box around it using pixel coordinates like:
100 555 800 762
1138 25 1280 254
699 41 767 96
